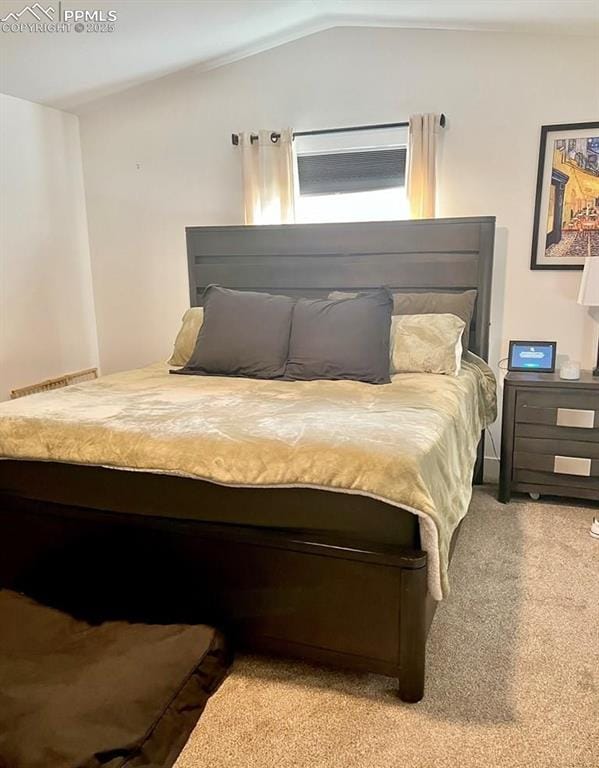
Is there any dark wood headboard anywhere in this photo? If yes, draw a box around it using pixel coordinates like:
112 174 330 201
186 217 495 360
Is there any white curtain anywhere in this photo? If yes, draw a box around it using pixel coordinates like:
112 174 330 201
407 113 441 219
240 129 295 224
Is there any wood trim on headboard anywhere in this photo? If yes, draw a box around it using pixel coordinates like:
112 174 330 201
185 217 495 360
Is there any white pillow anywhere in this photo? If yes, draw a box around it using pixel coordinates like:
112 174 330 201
168 307 204 366
390 313 465 376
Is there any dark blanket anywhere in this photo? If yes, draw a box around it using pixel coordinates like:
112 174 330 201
0 590 230 768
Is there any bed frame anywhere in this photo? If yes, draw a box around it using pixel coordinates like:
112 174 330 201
0 216 495 702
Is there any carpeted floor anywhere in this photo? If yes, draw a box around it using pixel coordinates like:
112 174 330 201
175 488 598 768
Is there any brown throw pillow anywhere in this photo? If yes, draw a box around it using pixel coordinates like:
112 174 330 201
285 288 393 384
0 590 230 768
329 289 477 352
176 285 295 379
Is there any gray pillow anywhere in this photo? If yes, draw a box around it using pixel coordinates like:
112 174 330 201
329 289 477 352
284 289 393 384
177 285 295 379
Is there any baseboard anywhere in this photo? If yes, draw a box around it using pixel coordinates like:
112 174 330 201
10 368 98 399
484 456 499 484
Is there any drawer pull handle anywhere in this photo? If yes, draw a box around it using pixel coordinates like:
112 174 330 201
553 455 592 477
556 408 595 429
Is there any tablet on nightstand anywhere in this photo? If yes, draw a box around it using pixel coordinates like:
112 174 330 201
508 341 556 373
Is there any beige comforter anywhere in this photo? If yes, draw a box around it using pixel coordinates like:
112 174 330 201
0 356 496 599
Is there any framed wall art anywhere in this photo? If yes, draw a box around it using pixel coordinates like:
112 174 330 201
531 121 599 270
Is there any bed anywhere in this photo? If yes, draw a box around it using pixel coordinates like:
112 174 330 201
0 216 495 702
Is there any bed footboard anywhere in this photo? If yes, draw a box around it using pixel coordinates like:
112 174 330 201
0 493 434 702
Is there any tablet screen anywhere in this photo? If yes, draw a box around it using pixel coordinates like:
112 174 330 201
509 342 556 372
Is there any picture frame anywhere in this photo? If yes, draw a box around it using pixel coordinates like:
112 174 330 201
531 121 599 270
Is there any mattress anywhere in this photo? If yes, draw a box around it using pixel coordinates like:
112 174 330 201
0 460 421 549
0 355 496 599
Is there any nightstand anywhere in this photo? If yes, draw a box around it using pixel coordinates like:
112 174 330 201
499 371 599 503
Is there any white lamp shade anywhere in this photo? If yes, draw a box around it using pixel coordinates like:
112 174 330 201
578 257 599 307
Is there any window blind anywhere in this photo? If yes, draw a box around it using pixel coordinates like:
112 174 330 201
297 147 407 196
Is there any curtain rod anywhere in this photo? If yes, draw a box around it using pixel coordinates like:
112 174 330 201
231 114 446 145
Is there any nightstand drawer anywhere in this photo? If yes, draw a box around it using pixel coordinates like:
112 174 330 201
517 390 598 411
516 391 598 428
515 437 599 458
514 469 599 491
515 422 599 443
514 452 599 477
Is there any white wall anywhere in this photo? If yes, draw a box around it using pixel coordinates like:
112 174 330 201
0 94 99 400
77 27 597 461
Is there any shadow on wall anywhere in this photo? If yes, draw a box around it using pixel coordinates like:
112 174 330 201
484 225 508 477
586 306 599 367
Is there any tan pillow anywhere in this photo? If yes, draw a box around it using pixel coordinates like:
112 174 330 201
168 307 204 366
390 313 465 376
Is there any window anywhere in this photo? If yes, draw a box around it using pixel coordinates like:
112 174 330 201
294 127 409 223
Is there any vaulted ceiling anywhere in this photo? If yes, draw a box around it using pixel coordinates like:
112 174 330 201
1 0 597 111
